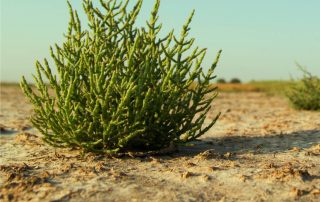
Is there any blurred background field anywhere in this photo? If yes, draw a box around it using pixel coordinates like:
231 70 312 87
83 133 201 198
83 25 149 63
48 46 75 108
216 80 296 96
1 79 296 96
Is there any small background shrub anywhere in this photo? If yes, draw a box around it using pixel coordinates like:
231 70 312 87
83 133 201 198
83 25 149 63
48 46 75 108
20 0 221 154
230 78 241 84
216 78 226 84
287 66 320 110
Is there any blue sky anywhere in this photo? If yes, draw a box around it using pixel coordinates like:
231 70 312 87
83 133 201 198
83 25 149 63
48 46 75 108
1 0 320 82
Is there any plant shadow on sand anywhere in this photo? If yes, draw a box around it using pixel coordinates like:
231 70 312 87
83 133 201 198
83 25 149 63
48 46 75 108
109 130 319 160
174 130 320 181
176 130 320 157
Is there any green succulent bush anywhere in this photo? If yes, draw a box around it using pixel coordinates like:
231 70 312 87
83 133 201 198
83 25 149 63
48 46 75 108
287 66 320 111
20 0 221 154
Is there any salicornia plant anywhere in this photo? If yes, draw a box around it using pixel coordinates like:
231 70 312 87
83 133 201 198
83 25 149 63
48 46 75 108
287 65 320 110
20 0 222 154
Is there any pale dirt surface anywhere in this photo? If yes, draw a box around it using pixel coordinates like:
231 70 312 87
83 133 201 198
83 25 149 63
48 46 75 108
0 85 320 202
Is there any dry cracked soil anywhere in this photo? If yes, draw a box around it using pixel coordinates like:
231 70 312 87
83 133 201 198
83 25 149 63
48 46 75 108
0 85 319 202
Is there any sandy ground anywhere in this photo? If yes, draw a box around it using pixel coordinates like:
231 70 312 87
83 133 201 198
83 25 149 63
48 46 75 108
0 85 319 202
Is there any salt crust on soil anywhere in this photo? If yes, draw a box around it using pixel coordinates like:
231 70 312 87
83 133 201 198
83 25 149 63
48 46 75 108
0 85 319 202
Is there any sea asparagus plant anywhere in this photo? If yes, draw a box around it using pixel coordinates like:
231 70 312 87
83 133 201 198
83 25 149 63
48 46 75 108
287 65 320 110
21 0 222 154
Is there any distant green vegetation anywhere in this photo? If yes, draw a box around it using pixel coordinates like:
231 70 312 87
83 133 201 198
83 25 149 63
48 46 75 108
0 82 20 87
249 80 296 96
215 80 296 95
